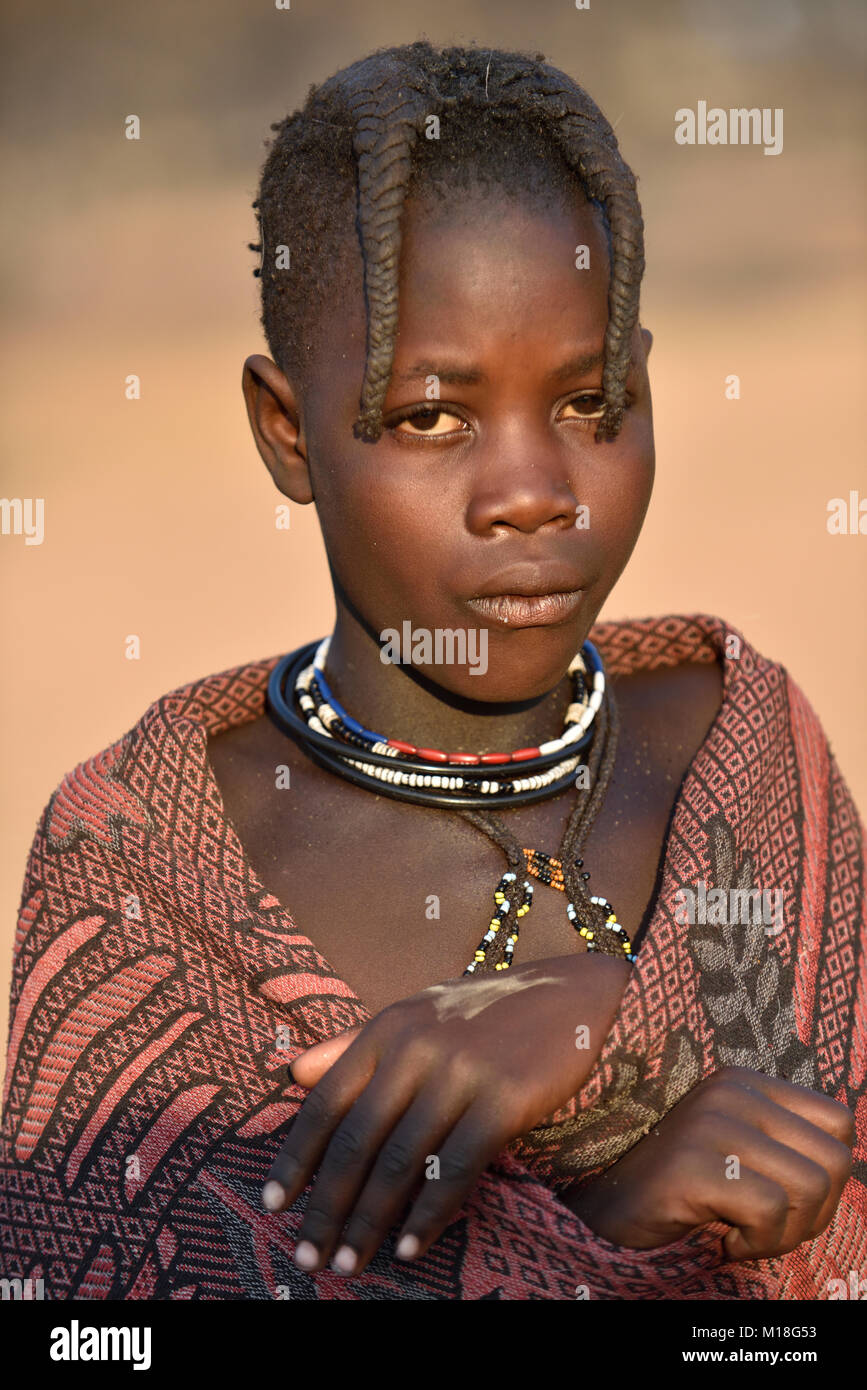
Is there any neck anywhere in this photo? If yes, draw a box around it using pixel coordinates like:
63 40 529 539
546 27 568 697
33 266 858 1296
323 605 581 755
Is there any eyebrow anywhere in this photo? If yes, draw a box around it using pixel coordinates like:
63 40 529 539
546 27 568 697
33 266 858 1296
548 350 606 382
394 361 484 387
393 350 606 388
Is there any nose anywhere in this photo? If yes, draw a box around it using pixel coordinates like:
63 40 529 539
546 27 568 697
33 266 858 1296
464 423 582 536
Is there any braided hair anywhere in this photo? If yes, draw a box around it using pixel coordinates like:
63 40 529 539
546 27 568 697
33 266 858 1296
251 40 645 446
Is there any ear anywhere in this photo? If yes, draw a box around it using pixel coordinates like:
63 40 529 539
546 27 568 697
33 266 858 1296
241 354 315 505
640 326 653 359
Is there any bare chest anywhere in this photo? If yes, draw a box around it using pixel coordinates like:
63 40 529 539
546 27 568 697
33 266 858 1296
207 662 722 1016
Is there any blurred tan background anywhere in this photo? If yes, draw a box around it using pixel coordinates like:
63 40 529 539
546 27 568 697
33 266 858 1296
1 0 865 1048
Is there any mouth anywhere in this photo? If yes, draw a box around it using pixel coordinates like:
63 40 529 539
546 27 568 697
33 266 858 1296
466 589 584 629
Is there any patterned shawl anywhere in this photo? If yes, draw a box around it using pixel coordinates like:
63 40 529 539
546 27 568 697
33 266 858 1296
1 613 864 1300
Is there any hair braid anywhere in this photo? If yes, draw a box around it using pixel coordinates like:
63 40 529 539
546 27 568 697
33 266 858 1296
441 54 645 442
330 57 437 441
253 42 645 445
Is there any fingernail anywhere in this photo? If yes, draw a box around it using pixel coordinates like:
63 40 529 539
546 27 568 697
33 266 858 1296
395 1233 420 1260
331 1245 357 1274
294 1240 319 1270
262 1180 286 1212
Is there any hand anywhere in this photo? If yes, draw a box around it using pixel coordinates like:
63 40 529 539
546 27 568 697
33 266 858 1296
566 1065 855 1261
262 951 631 1277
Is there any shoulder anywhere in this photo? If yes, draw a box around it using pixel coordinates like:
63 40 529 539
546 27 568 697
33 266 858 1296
592 610 777 756
610 655 723 711
598 609 827 785
593 609 735 785
27 653 281 868
611 657 724 777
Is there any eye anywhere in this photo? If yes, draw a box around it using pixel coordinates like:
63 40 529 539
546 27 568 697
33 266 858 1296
560 392 607 421
390 405 469 438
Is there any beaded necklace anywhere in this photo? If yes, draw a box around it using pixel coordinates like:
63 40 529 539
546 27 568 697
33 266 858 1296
290 635 599 807
266 638 634 969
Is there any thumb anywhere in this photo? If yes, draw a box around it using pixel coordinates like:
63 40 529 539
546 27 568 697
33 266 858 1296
722 1225 762 1263
289 1026 363 1088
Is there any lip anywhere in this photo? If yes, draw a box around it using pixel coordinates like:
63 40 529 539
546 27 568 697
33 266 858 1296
469 565 586 600
466 590 584 628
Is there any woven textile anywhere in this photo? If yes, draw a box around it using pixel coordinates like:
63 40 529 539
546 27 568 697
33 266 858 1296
1 613 864 1300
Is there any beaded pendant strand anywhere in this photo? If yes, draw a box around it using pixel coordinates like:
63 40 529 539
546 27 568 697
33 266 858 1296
464 848 634 973
525 848 635 962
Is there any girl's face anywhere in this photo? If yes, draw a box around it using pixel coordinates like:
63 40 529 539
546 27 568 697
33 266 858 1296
248 188 655 705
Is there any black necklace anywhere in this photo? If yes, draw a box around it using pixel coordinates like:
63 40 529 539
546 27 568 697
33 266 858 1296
265 637 634 968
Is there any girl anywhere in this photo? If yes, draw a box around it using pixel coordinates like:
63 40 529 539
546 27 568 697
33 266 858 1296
1 41 863 1302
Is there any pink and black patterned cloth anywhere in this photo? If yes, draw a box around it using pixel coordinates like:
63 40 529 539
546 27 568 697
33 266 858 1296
1 613 864 1299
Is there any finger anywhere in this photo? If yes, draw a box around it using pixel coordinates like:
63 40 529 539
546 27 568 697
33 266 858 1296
391 1102 505 1264
707 1067 855 1146
705 1085 853 1236
333 1083 478 1277
679 1113 836 1258
291 1027 364 1088
263 1030 379 1212
290 1060 442 1274
714 1168 792 1262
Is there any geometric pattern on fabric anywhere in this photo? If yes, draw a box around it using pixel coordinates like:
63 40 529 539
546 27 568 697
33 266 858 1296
1 613 864 1299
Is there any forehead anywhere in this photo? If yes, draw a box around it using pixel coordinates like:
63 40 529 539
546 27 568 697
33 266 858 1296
397 190 610 334
307 189 612 396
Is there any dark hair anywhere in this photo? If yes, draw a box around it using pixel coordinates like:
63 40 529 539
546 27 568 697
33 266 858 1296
251 40 644 444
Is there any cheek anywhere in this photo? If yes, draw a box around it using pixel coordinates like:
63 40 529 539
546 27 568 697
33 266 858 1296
631 428 656 520
582 433 654 561
314 452 442 595
620 440 655 524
